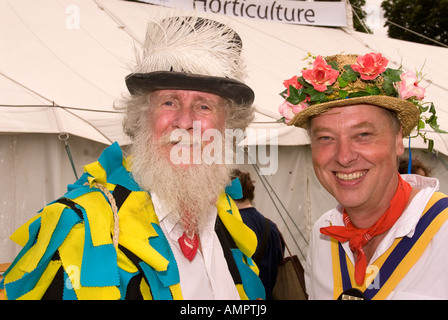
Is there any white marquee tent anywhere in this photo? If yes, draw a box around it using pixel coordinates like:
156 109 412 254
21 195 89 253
1 0 448 263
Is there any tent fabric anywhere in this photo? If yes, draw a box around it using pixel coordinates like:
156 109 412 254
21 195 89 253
0 134 108 263
2 1 448 264
0 0 133 145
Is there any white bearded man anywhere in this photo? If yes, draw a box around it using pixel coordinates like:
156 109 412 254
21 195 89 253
1 16 265 300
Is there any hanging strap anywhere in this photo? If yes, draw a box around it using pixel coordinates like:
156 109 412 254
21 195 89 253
407 136 412 174
253 217 271 265
215 217 243 286
58 133 78 180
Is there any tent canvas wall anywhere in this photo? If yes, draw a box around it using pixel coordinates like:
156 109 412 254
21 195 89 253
1 0 448 264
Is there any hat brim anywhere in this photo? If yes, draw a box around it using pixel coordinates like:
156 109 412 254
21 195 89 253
289 95 420 136
125 71 255 105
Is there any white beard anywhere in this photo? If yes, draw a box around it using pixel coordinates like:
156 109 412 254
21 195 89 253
129 124 234 234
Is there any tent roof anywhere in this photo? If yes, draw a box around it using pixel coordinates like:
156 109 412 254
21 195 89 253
1 0 448 153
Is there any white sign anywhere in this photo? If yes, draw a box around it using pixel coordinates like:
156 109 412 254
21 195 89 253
139 0 347 27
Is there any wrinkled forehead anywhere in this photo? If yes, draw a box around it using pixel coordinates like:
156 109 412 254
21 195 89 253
308 104 401 133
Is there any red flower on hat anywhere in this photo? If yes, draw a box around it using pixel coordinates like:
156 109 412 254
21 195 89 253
301 56 339 92
283 75 303 95
351 52 389 80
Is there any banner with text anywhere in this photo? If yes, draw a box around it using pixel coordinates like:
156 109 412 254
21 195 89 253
139 0 347 27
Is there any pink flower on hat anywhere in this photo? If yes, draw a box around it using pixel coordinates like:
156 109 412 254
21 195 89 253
396 71 425 100
301 56 339 92
351 53 388 80
278 100 307 124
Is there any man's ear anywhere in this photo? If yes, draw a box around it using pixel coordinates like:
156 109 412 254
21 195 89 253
396 126 405 157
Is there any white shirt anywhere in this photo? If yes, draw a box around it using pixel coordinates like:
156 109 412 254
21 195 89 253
151 193 240 300
305 175 448 299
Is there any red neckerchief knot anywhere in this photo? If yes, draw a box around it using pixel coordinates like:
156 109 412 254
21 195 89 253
320 174 412 285
178 210 199 261
178 231 199 261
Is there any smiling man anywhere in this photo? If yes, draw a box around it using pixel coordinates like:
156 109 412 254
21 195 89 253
279 53 448 299
1 16 265 300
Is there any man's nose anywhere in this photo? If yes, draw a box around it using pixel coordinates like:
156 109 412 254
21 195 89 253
172 107 195 131
335 140 358 167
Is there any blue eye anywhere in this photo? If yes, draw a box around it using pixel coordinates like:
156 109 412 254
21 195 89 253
161 101 178 110
359 132 372 138
196 104 213 114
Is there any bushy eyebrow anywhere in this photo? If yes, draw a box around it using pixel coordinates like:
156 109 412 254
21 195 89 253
150 92 223 107
353 121 376 130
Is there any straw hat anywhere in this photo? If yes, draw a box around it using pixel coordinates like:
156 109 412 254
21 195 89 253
125 16 254 105
281 53 421 136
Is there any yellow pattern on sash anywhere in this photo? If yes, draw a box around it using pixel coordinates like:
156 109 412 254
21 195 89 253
59 223 121 300
140 277 152 300
236 283 249 300
216 193 259 275
16 261 62 300
74 190 114 247
216 194 257 258
169 283 183 300
9 213 42 247
5 203 66 283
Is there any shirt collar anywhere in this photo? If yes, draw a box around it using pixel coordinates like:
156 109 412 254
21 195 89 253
150 192 218 242
151 192 179 240
394 174 439 238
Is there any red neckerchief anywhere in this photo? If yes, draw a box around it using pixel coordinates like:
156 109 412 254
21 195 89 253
320 174 412 285
178 210 199 261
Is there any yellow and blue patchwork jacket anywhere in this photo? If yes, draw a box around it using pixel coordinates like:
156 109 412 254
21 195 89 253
0 143 265 300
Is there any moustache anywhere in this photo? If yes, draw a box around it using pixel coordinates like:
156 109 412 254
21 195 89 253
158 130 205 147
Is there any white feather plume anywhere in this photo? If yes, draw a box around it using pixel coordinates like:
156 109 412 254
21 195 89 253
132 15 247 82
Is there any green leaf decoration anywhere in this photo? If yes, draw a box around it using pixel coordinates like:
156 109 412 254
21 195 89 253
383 68 402 82
338 76 348 88
366 85 381 95
418 119 425 130
328 61 339 71
307 89 327 102
429 102 436 115
286 86 306 104
298 76 309 88
348 91 370 98
419 104 429 113
429 122 448 134
428 139 434 153
382 77 397 96
342 65 359 82
339 90 348 99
